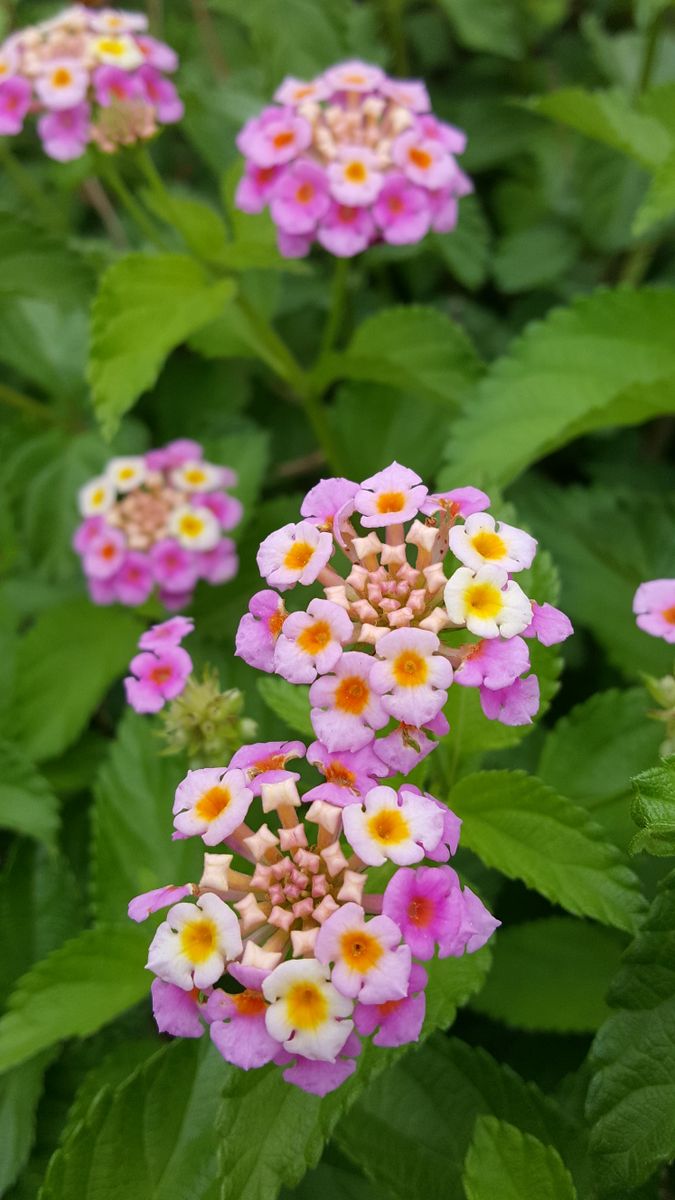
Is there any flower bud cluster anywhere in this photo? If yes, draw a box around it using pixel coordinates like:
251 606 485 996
0 5 182 161
130 741 498 1095
74 439 241 610
235 59 471 258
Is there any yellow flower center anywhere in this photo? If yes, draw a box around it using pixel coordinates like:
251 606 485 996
179 918 217 964
118 466 136 481
376 490 405 514
52 67 73 87
464 582 503 620
179 514 205 538
471 530 507 560
91 487 105 506
392 650 429 688
334 675 369 715
297 620 332 656
340 929 383 972
285 981 328 1030
283 541 314 571
195 786 231 822
367 808 410 846
98 38 125 56
184 467 207 486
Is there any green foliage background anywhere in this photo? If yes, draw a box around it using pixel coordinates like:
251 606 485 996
1 0 675 1197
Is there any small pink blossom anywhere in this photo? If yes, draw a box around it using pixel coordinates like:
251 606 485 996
235 162 283 213
322 61 385 94
37 101 90 161
149 539 199 594
93 64 142 106
459 887 501 952
0 76 31 134
429 189 459 233
151 979 205 1038
196 491 243 531
392 130 456 190
235 589 286 672
373 172 432 245
72 515 105 555
139 616 194 651
274 76 330 106
382 866 463 960
269 159 331 235
207 988 280 1069
137 34 178 72
229 740 305 794
274 598 352 684
124 645 192 714
380 78 430 111
281 1032 361 1096
137 64 183 123
128 884 192 922
173 766 253 845
355 462 428 527
480 674 540 726
305 742 387 806
35 60 88 110
371 627 453 726
455 636 530 691
237 106 312 167
315 902 411 1004
316 202 375 257
197 539 238 584
257 521 333 590
276 230 311 258
524 601 574 646
84 526 126 580
633 579 675 642
421 486 490 518
113 551 154 606
309 651 388 752
417 113 467 154
354 963 427 1048
328 146 383 207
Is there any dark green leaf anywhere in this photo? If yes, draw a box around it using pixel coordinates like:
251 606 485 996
0 739 59 844
630 757 675 857
257 677 313 738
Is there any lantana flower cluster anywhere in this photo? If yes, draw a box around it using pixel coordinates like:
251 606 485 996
124 616 194 714
129 742 498 1094
236 463 572 777
0 5 182 161
235 60 471 258
74 439 241 611
633 579 675 644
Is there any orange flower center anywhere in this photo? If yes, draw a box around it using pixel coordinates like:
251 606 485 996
338 206 357 223
273 130 294 149
340 929 383 971
231 988 267 1017
409 147 433 170
368 808 410 846
52 67 73 87
284 541 314 571
195 785 231 821
325 762 356 788
387 196 405 214
334 675 369 714
345 160 367 183
408 897 434 927
252 753 286 774
180 918 216 963
100 542 117 560
376 490 405 514
392 650 429 688
268 610 285 637
663 606 675 625
149 665 172 684
297 620 332 655
295 182 315 204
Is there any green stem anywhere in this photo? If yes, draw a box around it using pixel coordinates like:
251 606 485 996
297 383 342 474
318 257 349 358
0 381 62 426
0 141 63 232
100 157 170 250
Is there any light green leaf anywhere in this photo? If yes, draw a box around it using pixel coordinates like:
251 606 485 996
323 305 482 408
0 925 149 1073
0 739 59 844
450 770 647 932
257 677 313 738
528 87 671 169
10 600 141 762
472 918 625 1032
141 188 230 263
442 289 675 489
88 254 235 437
92 712 202 924
336 1036 589 1200
588 868 675 1191
463 1116 577 1200
218 950 491 1200
207 428 269 534
633 148 675 234
630 757 675 857
40 1040 223 1200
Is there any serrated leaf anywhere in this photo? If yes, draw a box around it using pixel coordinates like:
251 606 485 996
0 925 149 1073
588 868 675 1191
10 600 141 762
472 918 625 1033
441 289 675 489
40 1039 223 1200
336 1036 589 1200
141 188 230 263
0 298 88 398
463 1116 577 1200
257 677 313 738
0 213 93 306
0 1053 54 1197
322 306 482 408
0 738 59 843
630 757 675 856
92 712 202 923
88 254 235 437
218 950 490 1200
449 771 647 932
529 87 671 169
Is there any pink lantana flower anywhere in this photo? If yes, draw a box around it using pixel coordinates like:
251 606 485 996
173 767 253 845
274 598 353 684
370 627 453 726
149 540 199 595
300 476 359 527
235 590 286 672
147 893 243 991
84 526 126 579
315 902 411 1004
0 76 31 133
421 486 490 518
480 675 540 726
305 742 387 806
113 551 154 605
449 513 537 574
373 172 432 245
236 106 312 167
454 635 530 692
38 102 91 160
354 963 427 1048
235 162 283 213
139 616 194 651
229 740 305 794
392 130 457 190
309 651 388 752
257 521 333 590
633 579 675 643
151 978 207 1038
136 64 183 123
269 159 331 235
128 884 193 923
207 987 281 1069
124 645 193 714
317 203 376 258
523 601 573 646
35 60 88 109
280 1031 361 1096
382 866 463 959
328 146 383 207
342 785 444 867
355 463 428 527
323 60 385 93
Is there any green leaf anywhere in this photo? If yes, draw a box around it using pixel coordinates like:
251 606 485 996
472 918 625 1032
141 188 230 264
529 88 671 169
0 925 149 1073
492 221 580 293
215 0 348 81
588 868 675 1191
442 289 675 489
463 1116 577 1200
0 738 59 843
218 950 491 1200
434 195 491 292
257 677 314 738
88 254 235 437
10 600 140 762
336 1036 589 1200
450 771 647 932
40 1040 223 1200
329 381 448 481
92 712 202 923
324 306 482 408
437 0 523 58
0 298 88 398
0 1053 54 1197
207 428 269 535
633 148 675 234
0 213 92 307
630 757 675 857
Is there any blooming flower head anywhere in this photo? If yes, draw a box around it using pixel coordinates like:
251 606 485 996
124 644 192 714
0 6 182 160
235 61 471 257
236 462 571 765
633 579 675 643
130 742 497 1094
73 440 241 610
